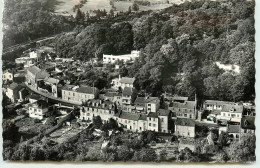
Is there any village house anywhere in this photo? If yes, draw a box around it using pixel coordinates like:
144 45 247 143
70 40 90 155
5 82 24 103
28 99 52 120
240 116 255 135
43 77 61 97
168 101 197 119
111 75 135 90
103 50 140 64
26 66 50 86
134 96 160 114
62 85 99 104
220 104 244 123
175 118 195 138
227 124 240 140
116 111 140 131
137 114 148 132
158 109 172 133
80 99 116 123
122 87 136 105
203 100 236 111
2 70 15 82
147 112 159 132
28 94 42 103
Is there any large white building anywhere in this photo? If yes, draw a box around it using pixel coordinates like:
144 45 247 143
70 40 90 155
103 50 140 64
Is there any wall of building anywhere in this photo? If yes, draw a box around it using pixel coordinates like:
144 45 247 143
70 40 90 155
29 107 49 119
3 72 13 81
175 125 195 138
147 117 159 132
62 90 96 104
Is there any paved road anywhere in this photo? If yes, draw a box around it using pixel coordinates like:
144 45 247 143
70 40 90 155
24 83 82 106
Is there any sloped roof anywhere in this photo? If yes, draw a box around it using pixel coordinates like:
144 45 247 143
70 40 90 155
120 77 135 84
122 87 133 96
105 92 117 97
175 118 195 127
27 66 41 74
204 100 235 106
35 71 50 80
139 114 147 121
170 101 196 110
8 82 22 90
76 86 99 94
158 109 171 116
134 97 145 105
222 104 243 113
44 77 60 84
145 97 160 103
241 116 255 130
30 100 50 109
227 125 240 133
147 112 158 118
119 112 140 121
29 94 41 100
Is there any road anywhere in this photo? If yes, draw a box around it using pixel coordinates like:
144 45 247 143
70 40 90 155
24 83 82 106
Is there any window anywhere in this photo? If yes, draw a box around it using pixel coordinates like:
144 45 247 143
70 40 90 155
149 123 151 126
161 118 164 122
223 113 225 116
9 75 11 78
153 124 156 127
153 118 155 121
149 117 151 121
148 104 151 106
3 75 5 78
73 93 75 96
148 108 151 111
163 130 166 133
30 108 32 110
184 114 187 117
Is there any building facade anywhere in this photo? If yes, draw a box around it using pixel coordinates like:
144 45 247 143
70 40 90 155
103 50 140 64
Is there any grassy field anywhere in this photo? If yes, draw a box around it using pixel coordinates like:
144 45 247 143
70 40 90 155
54 0 183 17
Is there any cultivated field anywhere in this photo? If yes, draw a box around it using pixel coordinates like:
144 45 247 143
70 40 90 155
54 0 184 16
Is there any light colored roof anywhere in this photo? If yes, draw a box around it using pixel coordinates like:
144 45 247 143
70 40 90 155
204 100 235 106
44 77 60 84
120 77 135 84
145 97 160 103
222 104 244 113
35 71 50 80
29 100 50 109
27 66 41 74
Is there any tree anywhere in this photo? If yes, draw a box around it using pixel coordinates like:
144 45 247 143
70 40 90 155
93 116 103 128
132 3 139 11
117 145 134 161
132 148 157 162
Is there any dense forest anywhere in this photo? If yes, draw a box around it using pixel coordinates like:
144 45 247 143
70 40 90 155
53 0 255 102
2 0 75 48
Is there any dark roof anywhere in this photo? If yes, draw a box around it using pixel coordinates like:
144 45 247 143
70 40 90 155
170 101 196 110
241 116 255 130
29 94 41 100
119 112 140 121
119 77 135 84
139 114 147 121
8 82 19 90
222 104 243 113
27 66 41 74
158 109 171 116
76 86 99 94
175 118 195 127
104 92 117 97
134 97 145 105
227 125 240 133
145 97 159 103
122 87 133 96
147 112 158 118
30 100 50 109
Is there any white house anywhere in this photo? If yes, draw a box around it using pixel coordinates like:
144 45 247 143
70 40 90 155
29 100 51 120
103 50 140 64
